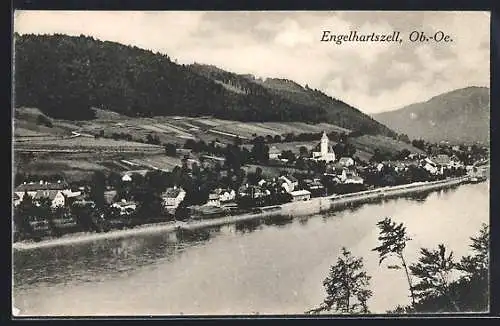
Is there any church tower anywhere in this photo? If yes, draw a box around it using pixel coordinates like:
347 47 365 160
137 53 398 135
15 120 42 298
320 131 329 156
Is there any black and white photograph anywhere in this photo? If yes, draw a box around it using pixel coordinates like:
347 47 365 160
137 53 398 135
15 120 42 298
12 10 490 316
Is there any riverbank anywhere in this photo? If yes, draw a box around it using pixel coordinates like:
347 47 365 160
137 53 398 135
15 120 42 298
12 176 475 251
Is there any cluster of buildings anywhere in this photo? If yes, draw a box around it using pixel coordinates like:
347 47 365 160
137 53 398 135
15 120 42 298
13 180 82 208
14 131 482 222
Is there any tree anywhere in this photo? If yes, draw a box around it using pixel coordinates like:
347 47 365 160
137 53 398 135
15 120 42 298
107 171 122 188
390 224 490 313
409 244 459 311
372 217 416 306
36 197 62 238
280 150 296 162
299 146 309 157
307 247 372 314
457 223 488 280
164 143 177 156
13 192 38 241
90 171 106 208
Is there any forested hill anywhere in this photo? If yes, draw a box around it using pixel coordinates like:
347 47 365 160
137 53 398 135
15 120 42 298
374 86 490 144
14 33 395 137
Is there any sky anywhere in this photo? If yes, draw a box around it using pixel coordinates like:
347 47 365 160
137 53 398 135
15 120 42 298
13 11 490 114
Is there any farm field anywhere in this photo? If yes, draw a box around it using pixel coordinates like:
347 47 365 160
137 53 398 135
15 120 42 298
13 150 167 182
14 136 163 151
14 107 354 149
14 107 423 174
126 155 184 171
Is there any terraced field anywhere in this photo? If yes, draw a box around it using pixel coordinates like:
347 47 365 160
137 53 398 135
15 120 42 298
127 155 184 171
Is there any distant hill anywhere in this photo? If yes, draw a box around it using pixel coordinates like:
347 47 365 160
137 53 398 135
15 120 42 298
373 87 490 144
13 33 396 137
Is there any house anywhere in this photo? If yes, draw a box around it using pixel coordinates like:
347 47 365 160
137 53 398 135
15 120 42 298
13 193 21 207
423 158 440 175
290 189 311 202
162 187 186 209
311 131 336 163
72 198 96 208
206 193 221 207
239 184 267 199
279 175 298 193
14 180 71 200
122 174 132 182
212 188 236 203
338 157 355 168
111 199 137 215
122 169 150 182
393 161 407 172
431 154 452 167
344 171 364 185
258 179 267 187
33 190 66 208
269 146 281 160
331 168 348 183
104 190 118 205
302 179 325 196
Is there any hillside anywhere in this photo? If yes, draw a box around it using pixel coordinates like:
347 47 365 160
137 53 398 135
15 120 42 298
189 63 394 135
13 33 395 137
373 87 490 144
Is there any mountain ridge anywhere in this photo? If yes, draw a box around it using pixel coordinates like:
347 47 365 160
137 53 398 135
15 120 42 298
14 33 396 138
373 86 490 144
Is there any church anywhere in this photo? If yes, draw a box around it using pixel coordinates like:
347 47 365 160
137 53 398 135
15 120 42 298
311 131 336 163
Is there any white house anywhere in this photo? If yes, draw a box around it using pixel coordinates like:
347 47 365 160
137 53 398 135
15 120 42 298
162 187 186 209
344 171 364 185
15 180 71 201
423 158 440 175
338 157 355 167
206 193 221 207
111 199 137 215
212 188 236 203
290 189 311 202
269 146 281 160
13 193 21 207
311 131 336 163
33 190 66 208
279 175 298 193
332 168 348 183
121 174 132 182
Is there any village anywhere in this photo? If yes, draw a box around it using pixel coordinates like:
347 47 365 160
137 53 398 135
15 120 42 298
13 131 489 242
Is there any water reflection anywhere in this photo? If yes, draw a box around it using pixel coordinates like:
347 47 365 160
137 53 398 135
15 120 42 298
263 215 294 227
14 234 182 289
407 191 432 202
176 227 214 243
235 219 262 234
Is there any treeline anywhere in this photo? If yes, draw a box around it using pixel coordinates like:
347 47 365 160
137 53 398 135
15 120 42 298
14 33 393 136
307 219 489 314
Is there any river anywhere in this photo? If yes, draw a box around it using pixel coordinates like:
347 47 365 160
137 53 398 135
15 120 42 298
12 181 489 316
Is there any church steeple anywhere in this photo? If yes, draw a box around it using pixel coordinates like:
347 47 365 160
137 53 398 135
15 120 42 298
320 131 329 155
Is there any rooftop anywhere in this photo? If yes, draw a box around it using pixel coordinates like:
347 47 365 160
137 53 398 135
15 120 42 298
208 193 220 200
15 182 69 192
163 187 184 198
33 190 62 201
290 189 311 196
